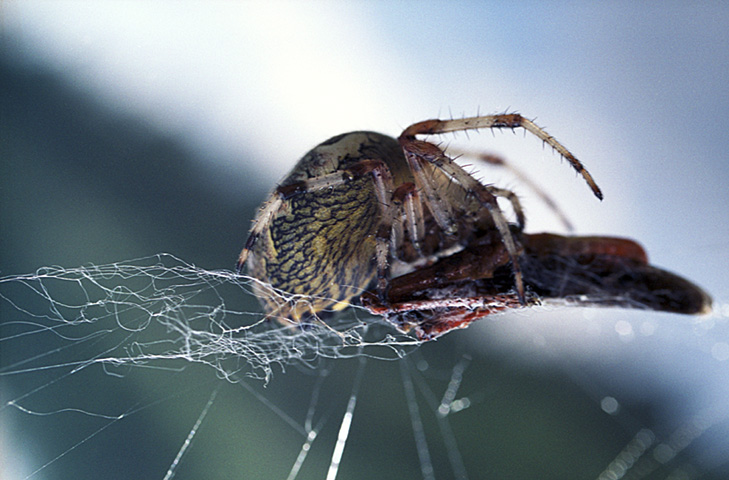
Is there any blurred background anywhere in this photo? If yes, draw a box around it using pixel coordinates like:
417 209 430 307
2 2 728 479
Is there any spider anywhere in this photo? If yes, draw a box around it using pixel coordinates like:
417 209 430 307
236 113 603 326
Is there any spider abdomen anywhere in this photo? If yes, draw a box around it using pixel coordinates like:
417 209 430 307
247 132 404 321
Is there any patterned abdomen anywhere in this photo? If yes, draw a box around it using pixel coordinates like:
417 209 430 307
249 176 379 320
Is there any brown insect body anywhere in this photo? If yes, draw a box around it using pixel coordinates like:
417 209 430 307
362 233 712 340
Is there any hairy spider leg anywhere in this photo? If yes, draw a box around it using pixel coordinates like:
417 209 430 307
398 114 603 304
236 197 282 270
485 185 525 231
412 150 527 232
398 134 528 304
367 161 398 297
401 114 603 200
454 149 574 232
391 182 426 257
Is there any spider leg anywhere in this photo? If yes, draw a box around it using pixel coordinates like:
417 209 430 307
391 182 425 257
398 134 528 303
369 163 398 297
237 195 283 271
398 113 603 305
401 114 603 200
454 149 574 232
485 185 525 232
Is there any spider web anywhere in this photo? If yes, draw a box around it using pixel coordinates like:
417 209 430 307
2 254 729 480
0 254 444 479
0 253 419 384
